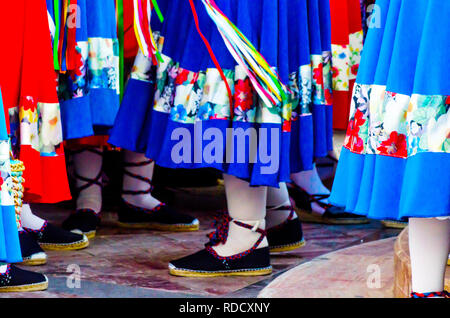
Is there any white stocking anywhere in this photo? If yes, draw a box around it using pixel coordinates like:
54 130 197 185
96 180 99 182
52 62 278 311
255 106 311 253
122 150 161 210
20 204 45 230
266 183 297 229
290 164 330 215
0 265 7 274
213 174 268 257
409 218 450 294
73 148 103 213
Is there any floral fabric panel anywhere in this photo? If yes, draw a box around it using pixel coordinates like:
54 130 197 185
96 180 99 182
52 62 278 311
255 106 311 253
344 83 450 158
58 37 120 101
311 53 333 105
130 33 335 133
9 98 64 155
331 30 363 91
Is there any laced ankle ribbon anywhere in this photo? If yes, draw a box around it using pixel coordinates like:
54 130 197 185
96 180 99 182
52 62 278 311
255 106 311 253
71 149 103 194
122 159 154 195
410 291 450 298
205 210 266 261
266 204 296 231
290 184 332 210
121 158 166 214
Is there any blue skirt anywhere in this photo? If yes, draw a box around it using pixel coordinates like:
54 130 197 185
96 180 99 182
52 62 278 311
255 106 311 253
47 0 120 140
329 0 450 220
0 90 22 263
109 0 334 187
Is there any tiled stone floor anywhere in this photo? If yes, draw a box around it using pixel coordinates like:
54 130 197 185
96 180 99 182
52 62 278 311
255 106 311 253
2 191 401 298
259 237 398 298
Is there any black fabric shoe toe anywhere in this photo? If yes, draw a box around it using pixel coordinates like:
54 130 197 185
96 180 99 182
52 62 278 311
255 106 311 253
0 265 48 292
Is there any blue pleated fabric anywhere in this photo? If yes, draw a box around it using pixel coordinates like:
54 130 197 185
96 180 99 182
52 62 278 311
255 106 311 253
330 0 450 219
0 89 22 263
47 0 120 140
109 0 334 187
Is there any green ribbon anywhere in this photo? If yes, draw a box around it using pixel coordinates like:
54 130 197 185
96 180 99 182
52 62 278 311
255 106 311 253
117 0 125 101
151 0 164 23
53 0 61 70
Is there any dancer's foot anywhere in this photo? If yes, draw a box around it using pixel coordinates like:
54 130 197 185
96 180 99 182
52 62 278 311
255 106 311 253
26 221 89 251
119 152 199 232
18 231 47 266
117 201 199 232
68 148 104 238
62 209 100 239
267 204 306 253
169 213 271 277
288 184 369 225
0 265 48 292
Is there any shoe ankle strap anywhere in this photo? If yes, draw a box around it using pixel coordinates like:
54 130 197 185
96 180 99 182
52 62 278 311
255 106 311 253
267 203 295 221
411 290 449 298
71 149 104 193
122 160 154 196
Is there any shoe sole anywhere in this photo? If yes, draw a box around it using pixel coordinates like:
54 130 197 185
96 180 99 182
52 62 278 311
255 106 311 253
0 277 48 293
116 221 200 232
168 266 272 278
19 258 47 266
294 208 370 225
380 220 407 229
70 229 96 240
39 238 90 251
270 238 306 253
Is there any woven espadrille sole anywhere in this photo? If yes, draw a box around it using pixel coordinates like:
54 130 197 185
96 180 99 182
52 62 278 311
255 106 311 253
294 207 370 225
39 237 89 251
116 221 199 232
168 265 272 277
381 220 408 229
269 238 306 253
0 278 48 293
20 257 47 266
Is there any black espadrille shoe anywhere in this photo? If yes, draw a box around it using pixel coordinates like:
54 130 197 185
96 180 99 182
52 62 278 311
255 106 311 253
267 205 306 253
117 158 199 232
19 231 47 266
0 265 48 292
169 212 272 277
25 221 89 251
288 184 369 225
62 209 100 239
117 201 199 232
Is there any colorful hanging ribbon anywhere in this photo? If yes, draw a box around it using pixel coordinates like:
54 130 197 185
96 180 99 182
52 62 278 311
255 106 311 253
188 0 234 115
133 0 164 65
116 0 125 101
199 0 289 109
51 0 78 73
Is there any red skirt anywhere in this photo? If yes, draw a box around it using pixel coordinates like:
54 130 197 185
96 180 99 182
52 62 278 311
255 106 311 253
330 0 364 130
0 0 71 203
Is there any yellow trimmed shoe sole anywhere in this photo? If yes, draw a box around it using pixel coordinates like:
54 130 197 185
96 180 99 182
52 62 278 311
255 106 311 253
0 277 48 293
294 208 370 225
381 220 408 229
116 221 199 232
20 258 47 266
39 236 89 251
270 238 306 253
169 265 272 278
